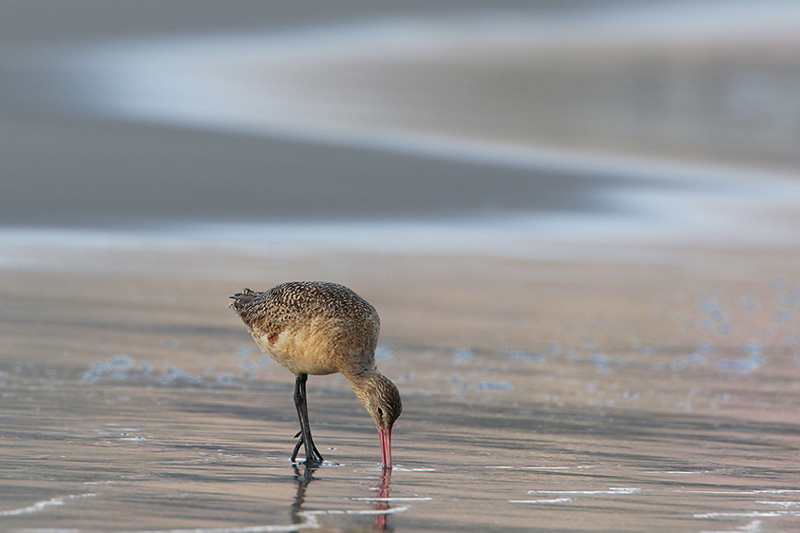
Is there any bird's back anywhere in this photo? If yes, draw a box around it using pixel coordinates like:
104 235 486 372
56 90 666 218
230 281 380 376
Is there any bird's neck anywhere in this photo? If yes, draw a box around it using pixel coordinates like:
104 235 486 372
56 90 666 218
344 367 382 387
344 369 388 404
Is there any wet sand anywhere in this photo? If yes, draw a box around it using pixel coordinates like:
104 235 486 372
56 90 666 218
2 242 800 531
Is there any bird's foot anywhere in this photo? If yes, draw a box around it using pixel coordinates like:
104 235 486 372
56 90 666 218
291 430 325 465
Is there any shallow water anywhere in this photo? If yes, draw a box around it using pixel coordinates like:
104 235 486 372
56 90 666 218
2 245 800 532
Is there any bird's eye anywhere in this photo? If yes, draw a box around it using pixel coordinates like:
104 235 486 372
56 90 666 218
377 407 384 416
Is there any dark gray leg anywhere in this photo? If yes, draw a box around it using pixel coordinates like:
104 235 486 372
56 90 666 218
290 373 324 465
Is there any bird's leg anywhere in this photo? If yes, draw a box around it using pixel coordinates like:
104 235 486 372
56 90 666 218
291 431 304 463
291 373 325 465
299 377 325 462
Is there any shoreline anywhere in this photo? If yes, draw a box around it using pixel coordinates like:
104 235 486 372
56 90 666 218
1 222 799 274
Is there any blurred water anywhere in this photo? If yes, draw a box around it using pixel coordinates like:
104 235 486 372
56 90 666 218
2 0 800 245
50 0 800 160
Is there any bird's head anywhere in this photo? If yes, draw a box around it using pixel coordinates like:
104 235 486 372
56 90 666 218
349 372 402 469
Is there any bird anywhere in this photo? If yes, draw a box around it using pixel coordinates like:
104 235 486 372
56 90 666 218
229 281 402 469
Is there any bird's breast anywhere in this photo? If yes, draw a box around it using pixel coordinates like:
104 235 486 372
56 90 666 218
254 323 339 376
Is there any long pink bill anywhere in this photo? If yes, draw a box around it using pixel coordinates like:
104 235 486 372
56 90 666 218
378 427 392 469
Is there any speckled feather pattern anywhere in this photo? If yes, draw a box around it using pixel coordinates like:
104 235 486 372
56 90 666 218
230 281 401 430
230 281 381 377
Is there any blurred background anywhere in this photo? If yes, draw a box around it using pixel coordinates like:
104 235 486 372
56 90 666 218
2 0 800 248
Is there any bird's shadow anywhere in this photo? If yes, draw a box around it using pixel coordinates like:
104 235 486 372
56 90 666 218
290 464 394 531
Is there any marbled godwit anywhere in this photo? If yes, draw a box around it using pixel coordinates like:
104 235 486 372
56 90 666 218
230 281 402 468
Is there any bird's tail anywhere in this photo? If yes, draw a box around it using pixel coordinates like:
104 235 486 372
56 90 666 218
229 288 257 313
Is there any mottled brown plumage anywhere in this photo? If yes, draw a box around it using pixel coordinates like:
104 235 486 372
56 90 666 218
230 281 402 468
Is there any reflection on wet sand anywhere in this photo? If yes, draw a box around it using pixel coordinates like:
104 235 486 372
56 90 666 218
290 464 314 527
373 469 391 531
291 464 401 531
